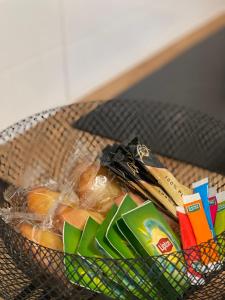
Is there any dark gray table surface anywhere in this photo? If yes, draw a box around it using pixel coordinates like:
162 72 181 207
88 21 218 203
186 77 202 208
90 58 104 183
119 27 225 122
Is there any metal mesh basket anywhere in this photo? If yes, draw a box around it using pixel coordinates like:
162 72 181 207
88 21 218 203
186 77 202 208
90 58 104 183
1 99 225 300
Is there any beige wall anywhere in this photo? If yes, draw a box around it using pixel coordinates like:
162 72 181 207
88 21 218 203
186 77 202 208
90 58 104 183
0 0 224 131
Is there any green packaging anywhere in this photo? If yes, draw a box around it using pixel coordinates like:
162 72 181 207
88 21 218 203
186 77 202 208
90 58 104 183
118 201 189 296
63 221 82 283
63 221 82 255
96 202 158 300
64 209 147 299
106 194 137 258
77 217 102 257
65 217 129 299
106 195 167 300
63 220 100 291
95 204 120 258
214 191 225 235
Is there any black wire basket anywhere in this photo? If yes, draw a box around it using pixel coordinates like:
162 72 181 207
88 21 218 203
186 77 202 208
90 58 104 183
1 99 225 300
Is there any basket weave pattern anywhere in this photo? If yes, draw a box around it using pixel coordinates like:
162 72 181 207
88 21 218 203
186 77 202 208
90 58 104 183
0 100 225 299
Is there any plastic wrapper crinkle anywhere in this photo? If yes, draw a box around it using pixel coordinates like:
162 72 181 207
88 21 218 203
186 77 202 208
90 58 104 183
1 141 124 251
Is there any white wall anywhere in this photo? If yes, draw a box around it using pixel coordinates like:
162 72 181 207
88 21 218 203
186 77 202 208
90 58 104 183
0 0 224 130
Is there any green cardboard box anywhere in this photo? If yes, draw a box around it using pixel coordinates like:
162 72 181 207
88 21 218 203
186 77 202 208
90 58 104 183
64 218 129 299
63 221 82 284
95 204 120 258
63 221 82 255
118 201 189 296
106 194 137 258
96 202 157 300
77 217 101 257
104 195 165 300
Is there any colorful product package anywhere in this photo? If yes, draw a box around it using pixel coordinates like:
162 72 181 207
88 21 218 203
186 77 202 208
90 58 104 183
77 217 132 299
106 195 165 300
64 217 130 300
63 221 83 284
63 221 82 255
106 195 137 258
183 193 219 265
77 217 102 257
208 187 218 226
102 144 177 219
214 191 225 236
104 159 150 200
63 222 109 298
122 161 178 218
96 202 155 300
127 138 192 206
113 148 177 218
64 220 101 290
118 201 189 298
95 204 120 258
192 178 215 238
176 206 204 285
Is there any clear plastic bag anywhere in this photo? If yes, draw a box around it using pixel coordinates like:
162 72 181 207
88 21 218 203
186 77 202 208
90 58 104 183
77 160 123 214
2 141 124 251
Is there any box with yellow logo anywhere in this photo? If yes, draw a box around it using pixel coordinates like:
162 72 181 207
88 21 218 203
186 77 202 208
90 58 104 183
117 201 189 295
